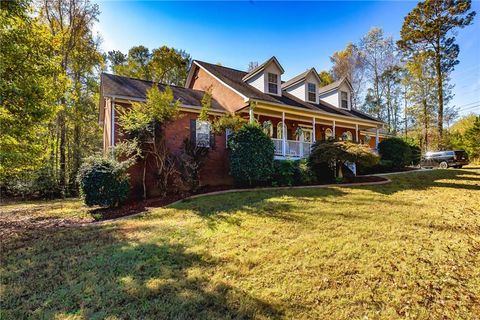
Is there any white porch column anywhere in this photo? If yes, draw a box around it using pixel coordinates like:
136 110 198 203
375 127 379 149
282 112 286 156
332 120 336 138
355 124 359 143
312 117 316 143
249 106 254 124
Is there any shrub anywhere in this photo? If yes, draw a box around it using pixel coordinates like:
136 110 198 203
309 141 379 179
272 160 295 186
77 156 130 207
378 138 411 169
357 159 394 175
407 143 421 165
272 159 317 187
229 124 274 187
179 138 209 192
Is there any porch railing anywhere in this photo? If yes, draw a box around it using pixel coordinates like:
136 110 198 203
272 138 312 158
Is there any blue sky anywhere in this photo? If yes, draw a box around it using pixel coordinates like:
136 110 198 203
95 1 480 117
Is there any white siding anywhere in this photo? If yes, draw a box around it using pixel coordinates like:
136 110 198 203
319 90 339 107
246 72 264 92
245 62 282 96
263 63 282 96
319 81 352 109
285 82 305 101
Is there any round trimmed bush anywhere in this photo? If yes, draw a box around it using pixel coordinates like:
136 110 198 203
77 156 130 207
378 137 412 169
229 124 274 186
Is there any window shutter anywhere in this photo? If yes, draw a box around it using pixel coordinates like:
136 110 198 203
190 119 196 145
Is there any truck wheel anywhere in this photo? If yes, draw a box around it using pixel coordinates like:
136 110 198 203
439 161 448 169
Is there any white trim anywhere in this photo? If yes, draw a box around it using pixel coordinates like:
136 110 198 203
333 120 336 138
111 100 115 151
282 112 286 157
189 61 249 102
312 117 316 143
356 124 359 142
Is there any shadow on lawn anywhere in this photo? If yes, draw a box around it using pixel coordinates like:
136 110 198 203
174 187 348 228
354 169 480 195
1 224 283 319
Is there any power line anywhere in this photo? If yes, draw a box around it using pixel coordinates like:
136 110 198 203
458 104 480 112
456 100 480 108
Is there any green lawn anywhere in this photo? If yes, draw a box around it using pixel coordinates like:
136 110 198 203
1 169 479 319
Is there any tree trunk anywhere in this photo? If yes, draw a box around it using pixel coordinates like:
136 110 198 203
423 98 428 153
58 104 66 195
142 156 147 200
435 45 444 138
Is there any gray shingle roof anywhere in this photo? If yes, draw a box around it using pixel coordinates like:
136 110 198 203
318 77 352 94
281 68 321 89
194 61 381 123
100 73 226 111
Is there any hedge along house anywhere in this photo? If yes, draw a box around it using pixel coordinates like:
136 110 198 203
99 56 387 195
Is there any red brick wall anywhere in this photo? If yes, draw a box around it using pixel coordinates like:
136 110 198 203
189 67 245 113
112 103 232 199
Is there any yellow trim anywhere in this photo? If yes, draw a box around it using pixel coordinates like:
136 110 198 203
250 101 380 128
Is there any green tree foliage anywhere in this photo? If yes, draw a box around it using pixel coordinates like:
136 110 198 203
403 53 438 152
108 45 191 85
39 0 103 195
309 141 379 178
318 70 334 87
212 114 247 133
378 137 413 169
229 124 275 187
119 85 181 198
77 156 130 207
398 0 476 138
0 1 60 182
449 114 480 160
198 88 212 121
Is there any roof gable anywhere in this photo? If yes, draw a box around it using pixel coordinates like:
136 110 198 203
242 56 285 82
282 68 321 89
318 77 353 94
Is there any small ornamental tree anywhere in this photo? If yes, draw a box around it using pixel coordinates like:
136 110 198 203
229 124 274 186
309 141 379 179
77 156 130 207
118 85 180 199
378 137 412 169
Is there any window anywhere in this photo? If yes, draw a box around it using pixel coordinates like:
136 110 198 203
276 122 285 139
341 91 348 109
364 134 371 144
343 131 353 141
307 83 316 102
262 121 273 137
196 120 211 147
325 128 333 140
268 73 278 94
225 128 233 147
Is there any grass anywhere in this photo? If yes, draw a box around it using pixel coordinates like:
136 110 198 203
1 168 479 319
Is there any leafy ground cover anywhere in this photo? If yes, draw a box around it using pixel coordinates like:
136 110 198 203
1 168 479 319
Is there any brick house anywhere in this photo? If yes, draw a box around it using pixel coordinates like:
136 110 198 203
99 56 386 197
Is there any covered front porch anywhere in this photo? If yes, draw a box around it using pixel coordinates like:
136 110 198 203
243 103 382 159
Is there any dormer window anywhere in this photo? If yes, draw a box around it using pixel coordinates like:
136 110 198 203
268 73 278 94
307 83 316 102
341 91 348 109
